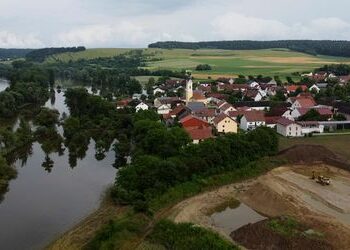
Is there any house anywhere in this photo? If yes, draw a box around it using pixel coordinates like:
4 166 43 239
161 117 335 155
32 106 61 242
309 84 321 93
298 121 324 134
157 104 171 115
154 97 181 108
248 81 259 88
135 102 149 112
184 126 213 144
153 86 166 95
265 116 280 129
116 98 132 109
187 102 206 113
213 114 237 134
277 118 303 137
219 102 236 115
291 96 316 109
339 75 350 84
169 105 191 120
245 89 264 102
180 115 213 144
291 107 333 120
188 90 208 104
194 108 216 124
234 101 271 111
240 111 266 131
286 85 308 94
180 115 211 130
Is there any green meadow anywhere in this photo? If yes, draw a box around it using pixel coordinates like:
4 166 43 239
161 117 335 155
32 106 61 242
47 48 350 80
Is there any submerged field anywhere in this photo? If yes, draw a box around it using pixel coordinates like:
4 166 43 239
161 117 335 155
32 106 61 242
47 48 350 79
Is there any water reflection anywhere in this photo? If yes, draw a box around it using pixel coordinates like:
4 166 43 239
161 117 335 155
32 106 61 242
210 202 266 234
0 85 117 250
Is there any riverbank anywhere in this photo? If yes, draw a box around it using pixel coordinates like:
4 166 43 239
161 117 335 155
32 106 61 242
47 193 124 250
46 158 281 249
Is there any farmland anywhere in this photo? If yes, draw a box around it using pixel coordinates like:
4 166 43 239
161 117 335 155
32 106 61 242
47 48 350 80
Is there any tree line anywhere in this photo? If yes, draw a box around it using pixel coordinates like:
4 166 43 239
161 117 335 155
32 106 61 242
111 111 278 211
148 40 350 57
0 49 34 60
25 46 86 62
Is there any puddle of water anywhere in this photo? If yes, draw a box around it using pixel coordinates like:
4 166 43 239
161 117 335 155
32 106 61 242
210 202 266 234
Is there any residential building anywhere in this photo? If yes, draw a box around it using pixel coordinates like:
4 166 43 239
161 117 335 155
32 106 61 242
213 114 237 133
135 102 149 112
277 118 303 137
240 111 266 131
157 104 171 115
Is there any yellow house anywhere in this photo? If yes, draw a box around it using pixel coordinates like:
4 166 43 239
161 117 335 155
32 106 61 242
213 113 238 134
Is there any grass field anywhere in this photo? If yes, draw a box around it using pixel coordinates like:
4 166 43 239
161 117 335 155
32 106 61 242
46 48 350 80
279 135 350 161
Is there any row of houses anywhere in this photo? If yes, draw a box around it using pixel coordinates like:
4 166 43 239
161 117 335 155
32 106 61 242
120 76 350 143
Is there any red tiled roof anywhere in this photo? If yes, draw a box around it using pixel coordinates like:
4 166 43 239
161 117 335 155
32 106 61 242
180 115 210 128
295 97 316 108
184 126 213 140
228 110 249 118
194 108 216 118
220 103 234 111
170 105 187 116
198 85 212 92
265 116 281 125
286 85 307 92
213 113 232 124
207 93 228 100
243 111 265 122
191 90 206 100
297 108 333 116
245 89 259 98
277 117 295 126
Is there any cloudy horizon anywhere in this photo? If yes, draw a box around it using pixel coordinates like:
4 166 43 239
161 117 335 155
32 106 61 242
0 0 349 48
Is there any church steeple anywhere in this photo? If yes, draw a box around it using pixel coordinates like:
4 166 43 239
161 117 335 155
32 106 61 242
186 79 193 102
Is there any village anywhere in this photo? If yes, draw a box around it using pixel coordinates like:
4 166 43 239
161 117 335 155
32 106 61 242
117 71 350 143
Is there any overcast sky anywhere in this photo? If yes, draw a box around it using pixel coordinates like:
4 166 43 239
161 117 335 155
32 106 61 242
1 0 349 48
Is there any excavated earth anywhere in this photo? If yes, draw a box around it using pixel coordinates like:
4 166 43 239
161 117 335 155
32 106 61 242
170 146 350 249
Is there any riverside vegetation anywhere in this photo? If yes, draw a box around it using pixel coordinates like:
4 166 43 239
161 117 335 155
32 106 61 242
1 46 340 249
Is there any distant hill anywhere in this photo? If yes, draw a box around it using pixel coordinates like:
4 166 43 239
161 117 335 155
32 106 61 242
148 40 350 57
26 46 86 62
0 48 34 60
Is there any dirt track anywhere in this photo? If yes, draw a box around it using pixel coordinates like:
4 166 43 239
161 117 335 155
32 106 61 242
170 164 350 249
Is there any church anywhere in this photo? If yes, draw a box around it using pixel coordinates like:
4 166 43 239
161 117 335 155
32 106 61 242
185 79 208 105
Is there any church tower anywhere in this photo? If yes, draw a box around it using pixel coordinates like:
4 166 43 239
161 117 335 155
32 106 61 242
185 79 193 103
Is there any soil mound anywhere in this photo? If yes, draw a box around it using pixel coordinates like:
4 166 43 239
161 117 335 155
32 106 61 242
231 219 334 250
279 145 338 164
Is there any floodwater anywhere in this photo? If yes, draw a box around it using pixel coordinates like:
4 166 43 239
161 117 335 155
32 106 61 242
0 81 117 250
210 202 266 234
0 78 9 92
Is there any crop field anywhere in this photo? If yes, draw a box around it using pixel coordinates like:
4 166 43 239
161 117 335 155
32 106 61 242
47 48 350 80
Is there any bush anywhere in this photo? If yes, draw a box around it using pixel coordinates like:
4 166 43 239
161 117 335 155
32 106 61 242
149 220 238 250
195 64 212 71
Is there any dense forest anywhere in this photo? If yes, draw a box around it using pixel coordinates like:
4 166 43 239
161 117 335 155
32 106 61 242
148 40 350 57
0 49 34 60
25 46 86 62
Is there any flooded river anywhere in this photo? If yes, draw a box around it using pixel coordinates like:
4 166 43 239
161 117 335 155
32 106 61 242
0 80 117 250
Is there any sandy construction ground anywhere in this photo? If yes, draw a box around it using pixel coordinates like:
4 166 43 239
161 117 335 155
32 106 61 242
170 164 350 249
